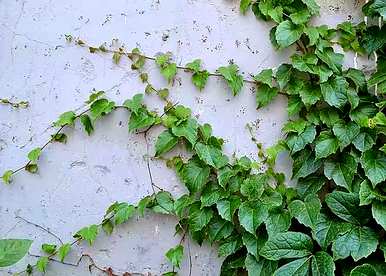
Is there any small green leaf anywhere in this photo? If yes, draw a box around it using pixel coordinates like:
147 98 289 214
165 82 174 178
165 244 184 268
114 203 135 225
36 256 49 273
276 64 292 89
90 99 115 120
27 148 41 163
254 69 273 87
152 191 174 214
301 0 320 14
41 244 57 254
289 10 311 25
73 225 99 245
156 53 177 83
286 125 316 154
315 131 339 159
155 130 178 157
275 20 303 48
240 0 252 14
216 196 241 222
51 133 67 143
58 243 71 262
172 118 198 145
54 111 76 127
256 84 279 108
289 194 321 229
123 94 143 115
360 150 386 187
217 64 244 96
80 114 93 135
195 142 228 169
188 203 213 232
260 232 313 260
240 174 267 199
320 76 348 108
25 164 38 174
0 239 33 267
372 201 386 230
2 170 13 184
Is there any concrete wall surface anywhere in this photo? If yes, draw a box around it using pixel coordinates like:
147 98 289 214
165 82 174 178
0 0 363 275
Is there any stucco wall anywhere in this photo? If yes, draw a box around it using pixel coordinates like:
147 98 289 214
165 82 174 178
0 0 363 275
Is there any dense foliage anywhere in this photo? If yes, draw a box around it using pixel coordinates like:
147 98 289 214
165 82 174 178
1 0 386 275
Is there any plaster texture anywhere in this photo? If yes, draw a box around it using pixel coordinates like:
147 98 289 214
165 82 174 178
0 0 364 275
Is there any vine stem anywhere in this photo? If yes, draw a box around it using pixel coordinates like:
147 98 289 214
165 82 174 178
16 215 63 244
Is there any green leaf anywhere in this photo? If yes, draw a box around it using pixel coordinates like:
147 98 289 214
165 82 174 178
344 68 367 91
2 170 13 184
283 119 308 134
260 232 313 260
123 94 143 115
316 48 344 73
27 148 41 163
301 0 320 15
195 142 228 169
311 251 335 276
296 176 325 199
256 84 279 108
200 184 226 208
265 209 291 237
313 213 351 250
254 69 273 87
332 121 360 150
128 108 157 132
188 203 214 232
325 191 370 225
102 219 114 235
73 225 99 245
85 90 104 104
289 10 311 25
36 256 49 272
90 99 115 120
217 64 244 96
242 231 267 258
287 95 304 115
165 244 184 268
181 158 210 192
155 130 178 157
238 201 269 234
360 150 386 187
332 225 378 261
324 153 357 190
41 244 57 254
216 196 241 222
114 203 135 225
320 76 348 108
304 27 319 46
276 64 292 89
352 131 376 152
289 194 321 229
152 192 174 214
286 125 316 154
275 20 303 48
298 85 321 107
372 201 386 230
191 70 209 90
315 131 339 159
240 0 252 14
80 114 93 135
273 257 310 276
218 236 242 257
292 149 322 179
54 111 76 127
319 109 340 127
359 180 386 205
51 133 67 143
350 264 377 276
245 254 278 276
156 54 177 83
58 243 71 262
0 239 33 267
217 166 235 188
240 174 267 199
171 118 198 145
208 217 233 243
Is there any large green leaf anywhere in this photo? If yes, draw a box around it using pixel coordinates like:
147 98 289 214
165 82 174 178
372 201 386 230
245 254 278 276
217 64 244 96
289 194 321 229
350 264 377 276
352 131 376 152
238 201 269 234
301 0 320 15
195 142 229 169
208 216 233 243
311 251 335 276
264 209 291 237
359 180 386 205
325 191 370 225
315 131 339 159
292 149 322 179
165 245 184 268
256 84 279 108
273 257 310 276
332 225 378 261
320 76 348 108
360 150 386 187
0 239 33 267
260 232 313 260
332 121 360 150
275 20 303 48
171 118 198 145
217 196 241 222
188 203 214 232
286 125 316 154
324 153 357 191
181 158 210 193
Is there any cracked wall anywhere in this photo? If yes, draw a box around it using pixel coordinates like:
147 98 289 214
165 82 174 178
0 0 362 275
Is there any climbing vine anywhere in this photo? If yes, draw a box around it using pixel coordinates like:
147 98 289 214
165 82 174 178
1 0 386 275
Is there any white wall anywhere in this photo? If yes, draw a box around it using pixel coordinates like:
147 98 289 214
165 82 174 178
0 0 362 275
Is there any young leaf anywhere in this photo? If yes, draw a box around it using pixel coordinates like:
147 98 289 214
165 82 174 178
41 244 57 254
80 114 94 135
73 225 99 245
58 243 71 262
256 84 279 108
2 170 13 184
123 94 143 115
217 64 244 96
0 239 33 267
54 111 76 127
90 99 115 120
114 203 135 225
28 148 41 163
152 191 174 214
36 256 49 272
165 244 184 268
240 0 251 14
171 118 198 145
